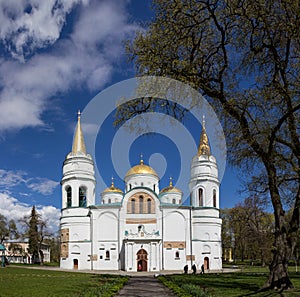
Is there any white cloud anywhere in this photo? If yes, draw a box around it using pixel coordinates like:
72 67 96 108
0 0 139 132
0 169 27 188
0 168 58 195
0 0 86 59
27 178 59 195
0 193 60 233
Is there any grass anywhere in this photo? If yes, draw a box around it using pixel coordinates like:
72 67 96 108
0 267 128 297
159 272 300 297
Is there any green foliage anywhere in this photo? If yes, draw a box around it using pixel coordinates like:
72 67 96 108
158 275 194 297
0 267 128 297
222 197 274 265
181 283 212 297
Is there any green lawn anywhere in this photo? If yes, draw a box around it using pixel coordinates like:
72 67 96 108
159 272 300 297
0 267 128 297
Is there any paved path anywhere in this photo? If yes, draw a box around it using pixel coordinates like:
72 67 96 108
115 276 176 297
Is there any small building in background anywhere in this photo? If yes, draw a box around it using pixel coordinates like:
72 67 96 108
3 239 50 264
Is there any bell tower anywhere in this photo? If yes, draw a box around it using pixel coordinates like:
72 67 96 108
61 111 96 208
189 116 219 208
189 116 222 271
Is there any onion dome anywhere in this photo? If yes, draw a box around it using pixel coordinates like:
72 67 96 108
102 178 123 194
125 157 158 178
197 115 211 156
160 177 182 194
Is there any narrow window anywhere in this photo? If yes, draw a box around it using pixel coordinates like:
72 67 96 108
175 251 180 259
141 182 144 187
108 198 111 204
129 184 132 190
199 188 203 206
66 186 72 207
105 250 110 260
147 198 152 213
213 189 217 207
153 184 156 192
131 199 136 214
139 196 144 213
79 187 86 207
172 199 176 204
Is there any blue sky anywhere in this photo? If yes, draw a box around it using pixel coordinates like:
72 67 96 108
0 0 243 233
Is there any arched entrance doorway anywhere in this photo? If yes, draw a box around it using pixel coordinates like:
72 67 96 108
136 249 148 271
73 259 78 270
204 257 209 270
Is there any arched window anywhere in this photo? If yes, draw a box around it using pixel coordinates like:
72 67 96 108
66 186 72 208
175 251 180 259
213 189 217 207
105 250 110 260
199 188 203 206
139 196 144 213
147 198 152 213
131 199 136 213
79 187 86 207
153 184 156 192
172 199 176 204
108 198 111 204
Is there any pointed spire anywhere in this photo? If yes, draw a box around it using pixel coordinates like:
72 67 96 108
72 110 86 154
197 115 211 156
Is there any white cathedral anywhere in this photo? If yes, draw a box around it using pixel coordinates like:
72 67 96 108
60 113 222 272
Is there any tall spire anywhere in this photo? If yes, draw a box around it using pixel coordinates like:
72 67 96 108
197 115 211 156
72 110 86 154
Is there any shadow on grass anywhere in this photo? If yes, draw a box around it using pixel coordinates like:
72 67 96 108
166 273 300 297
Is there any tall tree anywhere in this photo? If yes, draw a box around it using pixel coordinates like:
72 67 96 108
0 214 9 244
0 215 19 243
123 0 300 290
28 206 40 263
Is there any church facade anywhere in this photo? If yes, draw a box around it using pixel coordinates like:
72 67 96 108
60 113 222 272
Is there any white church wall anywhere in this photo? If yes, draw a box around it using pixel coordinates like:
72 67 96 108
163 210 189 270
125 174 159 194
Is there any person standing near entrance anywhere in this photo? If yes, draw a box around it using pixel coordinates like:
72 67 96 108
201 264 204 274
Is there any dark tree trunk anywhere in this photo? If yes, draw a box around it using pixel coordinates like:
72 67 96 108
265 235 293 289
265 163 294 289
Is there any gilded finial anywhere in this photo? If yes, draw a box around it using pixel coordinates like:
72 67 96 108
169 177 173 187
72 109 87 154
111 177 114 187
140 153 144 165
197 115 211 156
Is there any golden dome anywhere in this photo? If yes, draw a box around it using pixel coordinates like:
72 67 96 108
102 178 123 194
125 158 158 178
160 178 182 194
